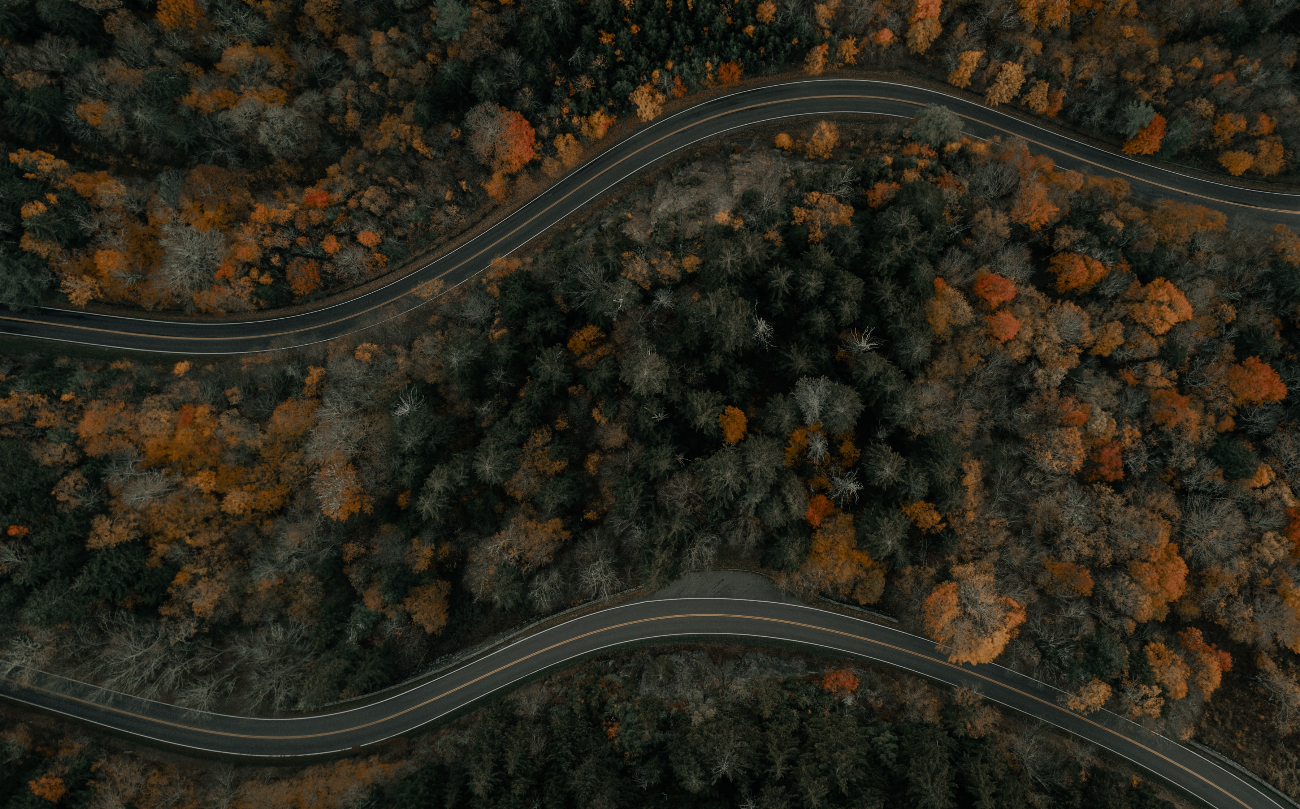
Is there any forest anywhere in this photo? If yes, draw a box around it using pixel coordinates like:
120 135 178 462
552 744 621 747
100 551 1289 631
0 649 1184 809
0 0 1296 312
4 112 1300 790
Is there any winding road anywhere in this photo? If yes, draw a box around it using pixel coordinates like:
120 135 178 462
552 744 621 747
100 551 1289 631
2 78 1299 355
3 81 1300 807
0 572 1289 809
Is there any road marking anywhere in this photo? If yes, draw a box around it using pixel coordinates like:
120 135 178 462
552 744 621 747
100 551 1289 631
0 610 1266 808
3 81 1298 353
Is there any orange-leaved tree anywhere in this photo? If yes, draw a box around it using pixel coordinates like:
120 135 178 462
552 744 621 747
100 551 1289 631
1123 114 1166 155
1148 388 1193 429
28 775 66 803
1086 441 1124 482
1047 253 1108 292
985 61 1026 106
1127 541 1188 622
402 581 451 635
793 510 886 604
1008 180 1058 230
1128 278 1192 335
1218 150 1254 176
901 500 945 533
1145 641 1190 700
948 50 983 88
1177 628 1231 699
717 62 743 84
719 406 747 444
791 191 853 241
804 122 840 159
629 84 666 121
923 564 1026 664
805 493 834 526
1147 201 1226 247
466 103 536 175
156 0 202 28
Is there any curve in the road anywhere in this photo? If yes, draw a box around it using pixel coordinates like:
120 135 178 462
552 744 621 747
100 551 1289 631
3 78 1299 355
0 584 1290 809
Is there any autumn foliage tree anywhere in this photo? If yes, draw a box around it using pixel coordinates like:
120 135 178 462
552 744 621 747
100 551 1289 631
719 406 748 444
789 510 886 604
466 103 537 175
1122 114 1166 155
820 668 860 696
923 564 1027 665
1226 357 1287 406
1128 278 1192 335
972 272 1015 307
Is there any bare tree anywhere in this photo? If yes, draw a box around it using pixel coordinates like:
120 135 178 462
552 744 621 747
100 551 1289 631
841 327 881 354
829 470 862 507
528 568 566 613
158 222 227 297
620 346 670 398
682 532 720 572
579 557 621 601
231 623 311 712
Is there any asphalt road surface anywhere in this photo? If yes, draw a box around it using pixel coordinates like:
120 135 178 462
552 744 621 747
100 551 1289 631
3 78 1299 355
0 572 1290 809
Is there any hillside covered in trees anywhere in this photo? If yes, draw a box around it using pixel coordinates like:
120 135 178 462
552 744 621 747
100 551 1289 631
0 0 1297 312
0 649 1184 809
5 114 1300 785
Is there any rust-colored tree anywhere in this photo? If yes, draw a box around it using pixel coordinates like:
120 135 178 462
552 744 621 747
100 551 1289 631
1086 441 1124 482
973 272 1016 307
804 122 840 159
985 62 1026 106
1127 541 1188 622
286 258 321 296
948 51 984 88
926 278 974 339
1042 558 1094 597
1226 357 1287 406
466 104 536 174
1067 679 1111 713
28 775 66 803
156 0 201 28
402 581 451 634
791 191 852 241
986 310 1021 343
629 84 665 121
1149 388 1193 429
1218 150 1254 176
717 62 743 84
820 668 860 696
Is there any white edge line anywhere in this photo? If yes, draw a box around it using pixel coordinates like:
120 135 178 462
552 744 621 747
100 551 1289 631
6 78 1300 354
1 621 1283 809
0 594 1287 809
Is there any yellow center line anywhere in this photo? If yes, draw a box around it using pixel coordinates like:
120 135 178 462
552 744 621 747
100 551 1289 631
0 612 1255 808
4 90 1296 346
